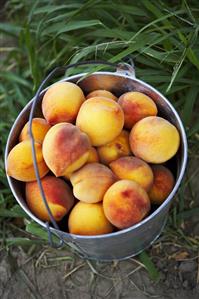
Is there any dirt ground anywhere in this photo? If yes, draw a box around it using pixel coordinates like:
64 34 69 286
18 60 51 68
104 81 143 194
0 243 199 299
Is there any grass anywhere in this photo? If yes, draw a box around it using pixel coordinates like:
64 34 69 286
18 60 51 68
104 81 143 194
0 0 199 281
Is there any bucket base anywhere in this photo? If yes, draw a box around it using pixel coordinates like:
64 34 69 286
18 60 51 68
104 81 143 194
61 216 168 262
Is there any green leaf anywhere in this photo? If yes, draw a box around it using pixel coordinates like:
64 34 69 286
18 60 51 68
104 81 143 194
182 87 198 126
43 20 102 36
139 251 160 282
182 0 196 23
26 221 60 244
57 19 103 35
188 120 199 136
142 0 173 29
0 23 22 36
102 3 146 16
23 26 41 91
4 237 43 247
33 4 80 15
11 205 28 217
0 72 32 88
187 47 199 70
0 205 27 218
166 47 187 92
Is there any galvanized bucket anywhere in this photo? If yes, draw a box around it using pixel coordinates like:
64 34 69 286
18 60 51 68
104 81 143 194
5 61 187 261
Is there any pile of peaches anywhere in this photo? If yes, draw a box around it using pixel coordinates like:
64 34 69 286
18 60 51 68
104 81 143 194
6 81 180 236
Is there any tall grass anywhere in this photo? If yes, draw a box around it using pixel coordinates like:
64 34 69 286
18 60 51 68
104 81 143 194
0 0 199 247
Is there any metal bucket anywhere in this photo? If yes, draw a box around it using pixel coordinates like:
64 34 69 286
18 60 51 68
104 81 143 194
5 61 187 261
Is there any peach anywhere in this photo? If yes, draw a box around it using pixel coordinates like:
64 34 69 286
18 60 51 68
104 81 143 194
103 180 150 229
42 82 85 125
6 140 49 182
43 123 91 177
87 147 99 163
63 147 99 178
62 148 99 181
26 176 74 222
110 157 153 191
68 201 114 235
19 118 51 143
130 116 180 163
149 165 175 204
86 90 117 101
76 97 124 146
97 130 131 165
70 163 116 203
118 91 157 129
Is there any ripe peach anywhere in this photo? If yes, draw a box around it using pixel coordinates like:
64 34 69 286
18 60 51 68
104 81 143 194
110 156 153 191
118 91 157 129
68 201 114 235
42 82 85 125
26 176 74 222
70 163 116 203
103 180 151 229
87 147 99 163
19 118 51 143
97 130 131 165
6 140 49 182
63 147 99 178
76 97 124 146
42 123 91 177
149 165 175 204
86 90 117 101
130 116 180 163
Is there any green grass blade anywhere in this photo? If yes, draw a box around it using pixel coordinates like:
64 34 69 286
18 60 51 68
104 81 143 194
182 87 198 126
0 205 28 218
183 0 196 23
166 47 187 92
26 221 60 244
100 3 146 16
0 71 32 88
33 4 81 15
138 251 160 282
0 22 22 36
3 237 44 247
56 20 103 36
187 120 199 136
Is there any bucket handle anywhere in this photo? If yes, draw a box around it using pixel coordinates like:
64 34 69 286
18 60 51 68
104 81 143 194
28 60 134 254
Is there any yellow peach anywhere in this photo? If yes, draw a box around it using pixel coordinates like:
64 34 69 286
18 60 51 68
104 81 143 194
97 130 131 165
103 180 150 229
87 147 99 163
110 156 153 191
26 176 74 222
86 89 117 101
19 118 51 143
76 97 124 146
63 149 99 181
129 116 180 163
42 123 91 177
6 140 49 182
149 165 175 204
42 82 85 125
68 201 114 235
118 91 157 129
70 162 116 203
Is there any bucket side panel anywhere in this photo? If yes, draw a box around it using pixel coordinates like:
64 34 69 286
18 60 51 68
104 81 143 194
61 203 170 261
